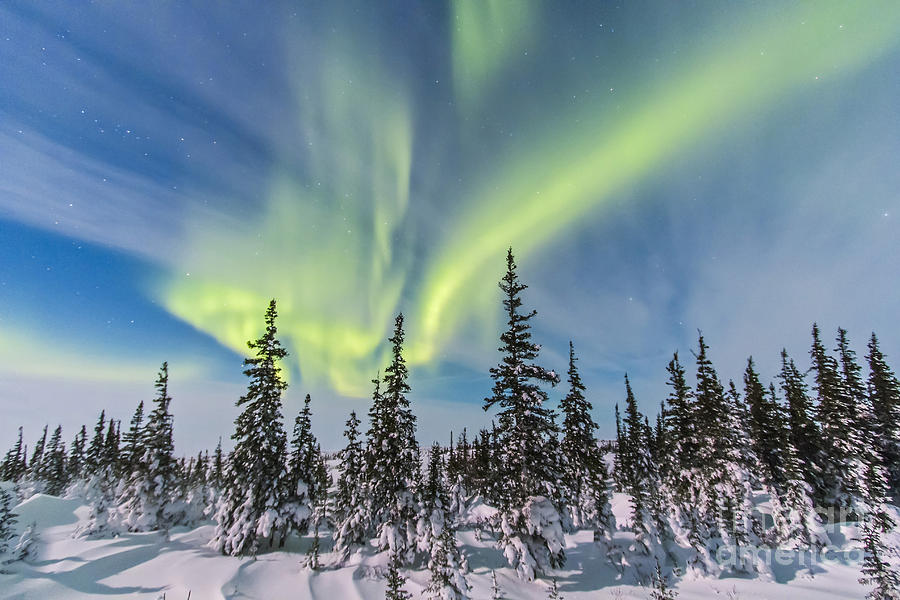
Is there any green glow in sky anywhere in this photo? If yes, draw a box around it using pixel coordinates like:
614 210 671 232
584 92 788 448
410 0 900 364
159 1 900 397
162 39 413 396
451 0 536 113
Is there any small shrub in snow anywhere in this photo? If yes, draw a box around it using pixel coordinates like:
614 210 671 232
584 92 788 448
14 521 38 562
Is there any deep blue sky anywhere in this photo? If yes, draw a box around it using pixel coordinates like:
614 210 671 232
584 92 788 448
2 1 899 453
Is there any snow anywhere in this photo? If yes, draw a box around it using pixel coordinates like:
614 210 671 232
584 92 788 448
0 491 885 599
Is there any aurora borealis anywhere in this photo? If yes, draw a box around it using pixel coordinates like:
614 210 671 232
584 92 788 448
2 1 899 451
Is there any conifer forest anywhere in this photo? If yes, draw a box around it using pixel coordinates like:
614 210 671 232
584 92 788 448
3 249 899 599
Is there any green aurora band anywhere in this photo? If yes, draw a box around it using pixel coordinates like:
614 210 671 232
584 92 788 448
160 1 900 397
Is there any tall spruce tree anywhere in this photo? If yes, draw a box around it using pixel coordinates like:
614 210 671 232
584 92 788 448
117 363 178 533
1 427 25 482
778 349 823 500
812 324 858 510
386 550 413 600
363 315 419 560
28 425 48 482
560 342 612 535
744 358 791 491
867 333 900 502
85 410 107 477
0 487 17 559
333 410 367 559
421 444 470 600
68 426 87 483
120 401 145 476
285 393 317 537
212 299 294 556
42 425 67 496
483 249 564 580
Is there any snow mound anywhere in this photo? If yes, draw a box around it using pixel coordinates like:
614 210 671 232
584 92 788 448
14 493 82 530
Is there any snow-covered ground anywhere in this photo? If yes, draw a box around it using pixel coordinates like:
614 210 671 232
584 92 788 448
0 488 881 599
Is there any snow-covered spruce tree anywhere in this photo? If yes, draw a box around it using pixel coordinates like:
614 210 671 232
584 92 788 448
332 410 368 559
811 324 868 513
1 427 26 482
418 443 470 599
866 333 900 503
613 403 625 492
649 558 678 599
0 487 17 561
836 328 886 508
176 451 209 527
284 394 318 538
78 415 120 539
117 362 179 534
745 362 826 548
28 425 48 481
690 334 761 575
858 505 900 600
483 248 564 581
424 509 470 599
41 425 68 496
620 375 663 557
212 299 296 556
103 418 120 477
778 349 824 501
386 549 413 600
13 521 38 562
364 314 419 561
205 438 225 518
446 430 470 522
84 410 107 477
560 341 613 536
20 425 49 496
661 352 695 503
67 425 87 486
120 401 145 476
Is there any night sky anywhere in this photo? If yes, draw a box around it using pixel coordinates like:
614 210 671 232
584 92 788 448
2 1 899 453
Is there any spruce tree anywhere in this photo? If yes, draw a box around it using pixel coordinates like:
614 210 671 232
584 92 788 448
483 249 564 580
613 403 625 492
42 425 67 496
811 323 866 511
778 349 823 499
858 514 900 600
560 342 611 533
385 550 412 600
117 363 178 533
120 401 145 476
744 358 790 491
1 427 25 482
649 559 678 599
866 333 900 502
85 410 107 476
28 425 48 482
365 314 419 560
0 488 18 560
68 425 87 483
212 299 293 556
102 419 120 476
333 410 367 559
285 393 317 537
661 352 695 504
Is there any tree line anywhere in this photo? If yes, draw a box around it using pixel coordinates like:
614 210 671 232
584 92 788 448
2 248 899 600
